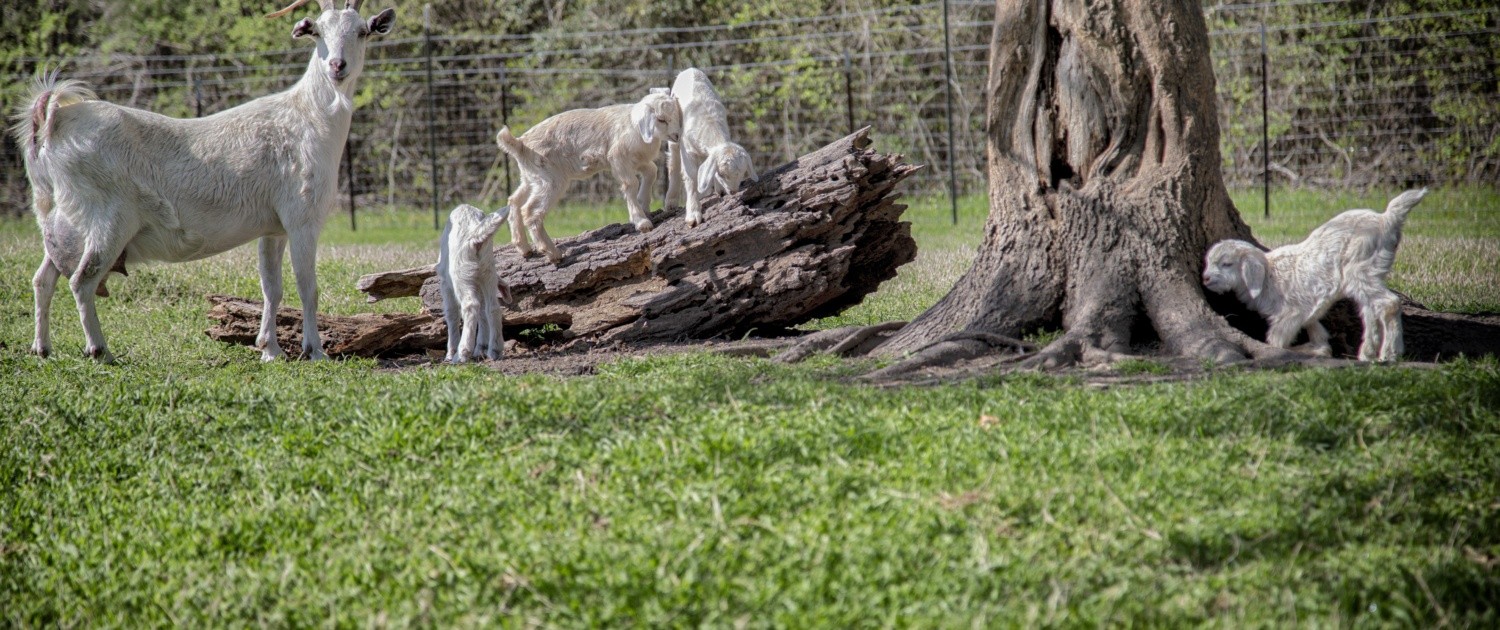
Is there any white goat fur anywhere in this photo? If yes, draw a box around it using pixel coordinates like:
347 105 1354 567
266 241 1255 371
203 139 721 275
1202 188 1428 362
438 204 512 363
665 68 756 227
495 91 681 264
12 1 396 362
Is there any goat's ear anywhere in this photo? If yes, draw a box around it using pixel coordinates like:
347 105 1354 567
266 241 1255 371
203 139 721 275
367 8 396 36
696 158 717 195
497 280 514 306
292 18 317 39
632 101 657 144
1241 256 1266 301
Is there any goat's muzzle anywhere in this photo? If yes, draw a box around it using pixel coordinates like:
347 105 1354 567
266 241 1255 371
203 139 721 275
329 59 348 81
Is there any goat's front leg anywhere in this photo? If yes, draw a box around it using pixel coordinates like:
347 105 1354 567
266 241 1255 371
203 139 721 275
69 244 123 363
1297 321 1332 357
665 141 685 207
621 164 656 233
681 151 706 228
286 229 328 361
255 236 288 361
31 258 61 358
1265 316 1303 350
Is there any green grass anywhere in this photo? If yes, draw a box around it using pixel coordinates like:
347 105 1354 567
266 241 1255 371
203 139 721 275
2 190 1499 626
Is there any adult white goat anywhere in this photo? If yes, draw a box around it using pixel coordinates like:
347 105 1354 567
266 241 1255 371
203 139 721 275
13 0 396 362
665 68 756 228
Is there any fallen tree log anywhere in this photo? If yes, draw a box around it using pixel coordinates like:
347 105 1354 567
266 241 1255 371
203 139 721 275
206 128 921 357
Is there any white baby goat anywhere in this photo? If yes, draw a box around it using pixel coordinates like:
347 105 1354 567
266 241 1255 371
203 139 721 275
665 68 756 227
438 204 513 363
495 91 681 264
13 0 395 362
1202 188 1428 362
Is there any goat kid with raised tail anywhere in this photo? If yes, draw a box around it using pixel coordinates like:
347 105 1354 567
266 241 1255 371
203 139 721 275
495 90 681 264
665 68 756 228
1202 188 1429 362
438 205 513 363
13 0 395 362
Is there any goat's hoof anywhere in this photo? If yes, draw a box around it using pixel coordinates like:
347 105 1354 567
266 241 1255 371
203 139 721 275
545 252 563 265
485 350 504 361
303 348 329 361
635 219 655 232
30 343 50 359
85 346 115 364
517 246 537 258
685 212 702 227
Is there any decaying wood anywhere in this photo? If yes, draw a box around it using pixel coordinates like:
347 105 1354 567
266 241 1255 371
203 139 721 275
205 294 446 358
207 128 920 357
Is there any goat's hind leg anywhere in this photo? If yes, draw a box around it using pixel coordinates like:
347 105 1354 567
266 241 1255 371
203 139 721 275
1374 292 1404 362
69 242 125 363
480 280 505 361
31 257 61 358
256 236 288 361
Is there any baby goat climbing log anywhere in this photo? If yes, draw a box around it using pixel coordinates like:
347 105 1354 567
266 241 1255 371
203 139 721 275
207 128 920 356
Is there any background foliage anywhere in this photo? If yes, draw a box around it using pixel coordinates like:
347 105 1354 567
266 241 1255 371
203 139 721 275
1 0 1496 217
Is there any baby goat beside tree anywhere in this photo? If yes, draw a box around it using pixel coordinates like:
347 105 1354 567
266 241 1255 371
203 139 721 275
13 0 395 362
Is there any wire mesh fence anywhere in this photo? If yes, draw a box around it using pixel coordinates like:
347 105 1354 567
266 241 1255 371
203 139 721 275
2 0 1495 222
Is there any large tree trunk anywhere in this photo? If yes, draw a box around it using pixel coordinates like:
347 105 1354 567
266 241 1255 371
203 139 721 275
870 0 1277 366
206 129 920 357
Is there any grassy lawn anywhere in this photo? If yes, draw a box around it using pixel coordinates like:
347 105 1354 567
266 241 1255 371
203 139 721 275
2 189 1498 626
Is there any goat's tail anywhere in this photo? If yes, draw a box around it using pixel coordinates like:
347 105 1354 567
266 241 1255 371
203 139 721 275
12 73 95 160
495 127 541 171
11 73 96 220
1382 187 1429 232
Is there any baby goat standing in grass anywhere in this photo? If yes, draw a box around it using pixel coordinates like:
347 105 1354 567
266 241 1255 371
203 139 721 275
1202 188 1428 362
665 68 757 228
438 204 513 363
13 0 396 362
495 90 681 264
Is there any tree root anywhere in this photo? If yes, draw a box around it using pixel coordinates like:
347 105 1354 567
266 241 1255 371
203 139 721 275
773 322 907 364
859 330 1036 381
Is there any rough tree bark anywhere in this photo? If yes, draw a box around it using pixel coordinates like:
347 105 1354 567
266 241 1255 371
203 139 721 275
800 0 1500 373
205 129 921 357
862 0 1261 368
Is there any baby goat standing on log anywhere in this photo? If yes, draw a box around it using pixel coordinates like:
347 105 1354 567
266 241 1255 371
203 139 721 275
13 0 396 362
1202 188 1428 362
495 91 681 264
438 205 513 363
666 68 756 228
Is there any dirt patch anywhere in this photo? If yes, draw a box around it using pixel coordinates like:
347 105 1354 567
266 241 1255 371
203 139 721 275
373 333 1448 387
375 337 795 377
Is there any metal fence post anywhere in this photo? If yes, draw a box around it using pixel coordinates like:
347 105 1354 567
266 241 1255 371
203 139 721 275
843 51 855 135
1261 21 1270 219
425 3 439 230
345 131 356 231
941 0 959 225
500 62 512 195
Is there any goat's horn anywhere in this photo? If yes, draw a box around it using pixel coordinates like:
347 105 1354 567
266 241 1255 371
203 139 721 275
345 0 364 10
266 0 326 19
